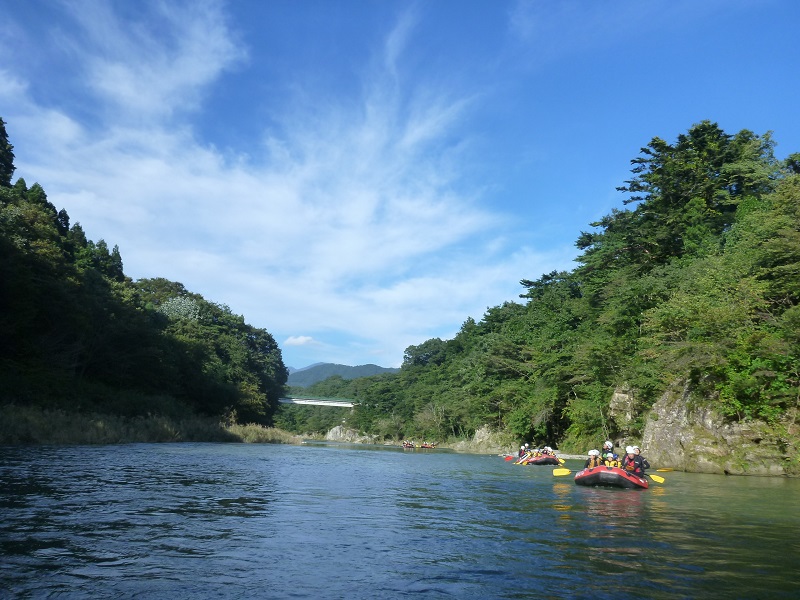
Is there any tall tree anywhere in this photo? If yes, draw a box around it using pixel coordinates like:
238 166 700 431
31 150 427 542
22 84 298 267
0 117 15 187
577 121 777 284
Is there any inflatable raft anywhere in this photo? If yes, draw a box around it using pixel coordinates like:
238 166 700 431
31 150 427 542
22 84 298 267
573 465 649 489
525 456 561 466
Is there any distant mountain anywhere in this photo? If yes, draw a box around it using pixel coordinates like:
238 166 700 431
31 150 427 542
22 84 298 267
286 362 324 375
287 363 399 387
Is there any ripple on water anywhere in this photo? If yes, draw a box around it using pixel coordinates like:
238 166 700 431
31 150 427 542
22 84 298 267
1 444 800 598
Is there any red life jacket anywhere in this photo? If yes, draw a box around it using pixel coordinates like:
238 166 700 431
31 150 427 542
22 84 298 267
623 455 642 474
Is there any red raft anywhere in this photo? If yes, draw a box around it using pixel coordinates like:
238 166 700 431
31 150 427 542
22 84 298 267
525 456 561 466
573 465 649 489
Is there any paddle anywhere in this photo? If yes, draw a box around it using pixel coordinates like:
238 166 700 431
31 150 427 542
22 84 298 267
656 468 673 472
558 458 566 464
505 455 515 461
646 473 665 484
552 468 572 476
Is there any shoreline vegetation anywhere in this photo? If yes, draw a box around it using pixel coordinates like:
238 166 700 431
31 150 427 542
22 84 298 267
0 405 792 475
0 404 511 453
0 405 301 446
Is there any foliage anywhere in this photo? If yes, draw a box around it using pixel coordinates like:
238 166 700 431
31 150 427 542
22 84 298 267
4 115 799 449
0 118 287 427
279 121 799 450
0 404 300 445
272 403 348 435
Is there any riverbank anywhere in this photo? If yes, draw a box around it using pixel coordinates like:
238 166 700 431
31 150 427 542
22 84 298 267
0 404 301 445
4 405 794 477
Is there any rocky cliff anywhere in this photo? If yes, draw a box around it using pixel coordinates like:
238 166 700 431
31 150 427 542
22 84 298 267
324 425 377 444
641 381 799 476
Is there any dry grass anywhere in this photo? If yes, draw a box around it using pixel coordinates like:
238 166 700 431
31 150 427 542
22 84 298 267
0 404 302 445
224 422 301 444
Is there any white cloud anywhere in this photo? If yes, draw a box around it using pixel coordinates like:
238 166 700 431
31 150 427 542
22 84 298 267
1 2 578 368
60 0 245 121
284 336 319 347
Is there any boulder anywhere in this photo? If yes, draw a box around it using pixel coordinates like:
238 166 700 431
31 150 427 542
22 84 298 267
609 385 636 432
450 424 515 454
324 425 376 444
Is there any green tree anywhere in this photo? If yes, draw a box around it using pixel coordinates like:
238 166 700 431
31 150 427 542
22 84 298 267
0 117 15 187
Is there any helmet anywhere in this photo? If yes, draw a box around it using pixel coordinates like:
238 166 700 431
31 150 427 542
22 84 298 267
625 446 635 454
525 443 529 447
544 446 552 452
633 445 640 452
588 449 599 456
603 441 612 448
612 453 619 459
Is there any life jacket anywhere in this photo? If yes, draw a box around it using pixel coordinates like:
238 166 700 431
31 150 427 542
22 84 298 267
588 456 603 468
623 456 643 474
604 458 620 467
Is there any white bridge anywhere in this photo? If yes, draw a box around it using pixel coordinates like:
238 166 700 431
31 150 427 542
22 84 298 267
279 397 355 408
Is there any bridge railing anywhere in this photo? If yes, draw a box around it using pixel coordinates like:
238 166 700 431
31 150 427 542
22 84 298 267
278 396 356 408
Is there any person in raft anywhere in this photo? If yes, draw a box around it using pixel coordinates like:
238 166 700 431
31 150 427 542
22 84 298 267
604 452 621 468
632 445 651 471
622 446 647 477
601 440 614 460
584 449 603 469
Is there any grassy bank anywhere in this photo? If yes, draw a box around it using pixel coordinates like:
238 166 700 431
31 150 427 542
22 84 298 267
0 405 301 445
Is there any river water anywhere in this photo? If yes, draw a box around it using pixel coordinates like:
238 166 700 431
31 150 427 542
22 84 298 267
1 442 798 599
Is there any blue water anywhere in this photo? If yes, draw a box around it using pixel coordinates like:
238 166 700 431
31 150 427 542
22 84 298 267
1 442 799 598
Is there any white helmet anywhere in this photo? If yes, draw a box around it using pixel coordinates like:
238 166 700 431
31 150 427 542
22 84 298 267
625 446 635 454
588 449 599 456
633 445 640 451
603 441 612 448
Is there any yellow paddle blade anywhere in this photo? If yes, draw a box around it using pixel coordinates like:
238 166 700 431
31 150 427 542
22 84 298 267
558 458 566 464
648 473 665 484
656 468 673 472
552 468 572 477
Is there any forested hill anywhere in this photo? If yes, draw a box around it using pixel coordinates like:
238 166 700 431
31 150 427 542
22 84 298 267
295 121 800 451
4 116 800 452
0 117 287 426
287 363 399 387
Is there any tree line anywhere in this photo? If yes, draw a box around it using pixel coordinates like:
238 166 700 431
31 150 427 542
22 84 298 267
3 115 799 450
0 117 287 425
290 121 800 451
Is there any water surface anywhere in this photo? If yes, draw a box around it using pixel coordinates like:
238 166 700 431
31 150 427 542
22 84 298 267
1 443 798 598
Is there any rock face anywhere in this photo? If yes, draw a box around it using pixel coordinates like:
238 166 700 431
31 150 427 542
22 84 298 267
324 425 376 444
642 381 799 476
609 386 636 433
450 424 515 455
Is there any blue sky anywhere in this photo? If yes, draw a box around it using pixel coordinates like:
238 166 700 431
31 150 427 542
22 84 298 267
2 1 798 369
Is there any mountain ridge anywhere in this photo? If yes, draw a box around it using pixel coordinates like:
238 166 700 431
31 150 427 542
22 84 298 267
286 363 399 387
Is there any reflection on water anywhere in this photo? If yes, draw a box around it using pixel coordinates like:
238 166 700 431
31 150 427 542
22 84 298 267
1 444 799 598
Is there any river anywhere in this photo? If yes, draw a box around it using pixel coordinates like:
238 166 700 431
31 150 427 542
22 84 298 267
1 442 798 599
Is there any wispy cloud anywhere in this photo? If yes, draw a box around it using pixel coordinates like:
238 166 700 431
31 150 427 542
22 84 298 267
62 0 245 120
1 1 576 367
